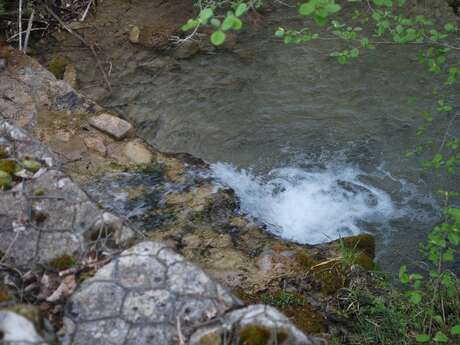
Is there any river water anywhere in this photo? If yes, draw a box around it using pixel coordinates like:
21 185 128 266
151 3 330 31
99 8 460 272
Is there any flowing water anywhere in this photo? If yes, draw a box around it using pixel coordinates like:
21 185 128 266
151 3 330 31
99 8 460 272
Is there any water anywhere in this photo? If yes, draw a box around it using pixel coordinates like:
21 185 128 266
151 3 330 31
98 7 460 271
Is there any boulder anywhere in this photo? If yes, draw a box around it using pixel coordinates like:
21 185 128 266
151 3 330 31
89 113 133 140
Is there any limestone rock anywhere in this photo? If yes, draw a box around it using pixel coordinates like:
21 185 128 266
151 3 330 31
123 140 153 164
84 136 107 155
0 305 56 345
190 305 328 345
63 241 242 345
89 113 133 140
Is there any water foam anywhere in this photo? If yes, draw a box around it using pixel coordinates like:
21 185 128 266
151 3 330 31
211 162 397 244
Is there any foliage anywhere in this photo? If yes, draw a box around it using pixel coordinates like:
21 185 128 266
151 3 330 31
182 1 250 45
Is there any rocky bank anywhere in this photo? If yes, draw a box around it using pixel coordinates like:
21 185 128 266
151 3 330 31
0 40 382 345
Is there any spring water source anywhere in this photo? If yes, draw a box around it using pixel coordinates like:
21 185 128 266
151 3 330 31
101 8 460 271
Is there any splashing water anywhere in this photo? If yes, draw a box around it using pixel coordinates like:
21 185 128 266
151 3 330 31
211 162 398 244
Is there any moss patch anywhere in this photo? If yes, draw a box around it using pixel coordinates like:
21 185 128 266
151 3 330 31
49 255 77 271
0 159 19 174
0 147 9 159
47 56 70 79
0 171 12 189
239 325 270 345
340 234 375 258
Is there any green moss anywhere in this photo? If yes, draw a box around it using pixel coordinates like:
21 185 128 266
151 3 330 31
0 147 8 159
0 159 19 174
311 261 347 295
340 234 376 258
239 325 270 345
47 56 70 79
0 171 12 189
49 255 77 271
21 160 42 173
276 330 289 344
33 187 46 196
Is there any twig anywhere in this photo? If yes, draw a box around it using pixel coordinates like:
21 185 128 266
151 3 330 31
80 0 94 22
38 1 112 91
23 9 35 53
18 0 23 50
7 27 47 42
176 315 186 345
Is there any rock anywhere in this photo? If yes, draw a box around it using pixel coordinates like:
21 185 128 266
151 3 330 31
189 305 327 345
0 58 6 72
138 57 179 73
63 63 78 89
129 26 141 44
0 310 46 344
174 41 200 59
89 113 133 140
132 25 175 49
0 305 56 345
63 241 241 345
123 140 153 164
84 136 107 155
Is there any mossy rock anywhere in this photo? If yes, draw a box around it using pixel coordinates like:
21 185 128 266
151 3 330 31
239 325 270 345
0 159 19 174
295 251 316 269
311 260 347 295
340 234 375 258
0 171 12 189
21 159 42 173
47 56 70 79
0 147 8 159
48 254 77 271
3 304 43 330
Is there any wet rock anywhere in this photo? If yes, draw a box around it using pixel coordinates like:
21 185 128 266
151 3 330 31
138 57 179 73
63 241 242 344
123 140 153 164
84 136 107 156
89 113 133 140
174 41 200 59
189 305 327 345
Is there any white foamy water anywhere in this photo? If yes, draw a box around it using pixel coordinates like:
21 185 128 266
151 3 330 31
211 162 398 244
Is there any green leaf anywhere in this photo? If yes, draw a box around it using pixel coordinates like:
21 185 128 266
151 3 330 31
433 331 448 343
416 334 431 343
325 3 341 14
451 325 460 335
408 291 422 304
299 2 316 16
444 23 456 32
210 31 226 46
399 265 410 283
235 3 248 17
232 17 243 30
222 16 235 31
274 27 285 38
210 18 221 28
199 8 214 22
